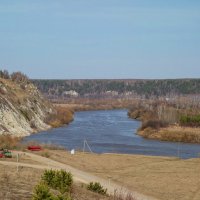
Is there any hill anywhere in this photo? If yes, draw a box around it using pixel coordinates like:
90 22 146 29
0 72 54 136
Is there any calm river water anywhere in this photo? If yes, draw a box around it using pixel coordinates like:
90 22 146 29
24 109 200 159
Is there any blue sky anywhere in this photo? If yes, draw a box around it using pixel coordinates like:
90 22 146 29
0 0 199 79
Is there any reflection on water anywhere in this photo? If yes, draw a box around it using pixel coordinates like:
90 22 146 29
24 109 200 159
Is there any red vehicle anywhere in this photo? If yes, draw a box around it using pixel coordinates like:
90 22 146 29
28 145 42 151
0 153 4 158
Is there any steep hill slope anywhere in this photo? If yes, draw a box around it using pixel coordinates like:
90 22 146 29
0 77 53 136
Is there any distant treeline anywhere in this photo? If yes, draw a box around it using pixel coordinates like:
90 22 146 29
32 79 200 98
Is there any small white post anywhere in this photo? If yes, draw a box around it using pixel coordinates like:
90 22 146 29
17 153 19 172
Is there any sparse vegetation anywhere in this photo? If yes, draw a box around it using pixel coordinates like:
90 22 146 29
87 182 107 195
46 106 73 128
0 70 55 136
36 149 200 200
0 135 21 149
114 190 137 200
0 163 113 200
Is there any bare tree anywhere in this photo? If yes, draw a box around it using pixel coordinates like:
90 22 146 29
11 71 29 83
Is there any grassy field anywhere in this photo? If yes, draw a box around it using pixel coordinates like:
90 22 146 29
35 150 200 200
0 163 112 200
1 149 200 200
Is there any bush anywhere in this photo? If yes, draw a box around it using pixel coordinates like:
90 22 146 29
87 182 107 195
0 135 21 149
11 71 29 83
42 169 56 187
33 170 73 200
41 152 50 158
180 115 200 127
140 120 168 131
32 182 54 200
42 170 73 194
55 170 73 194
46 106 73 128
0 70 10 79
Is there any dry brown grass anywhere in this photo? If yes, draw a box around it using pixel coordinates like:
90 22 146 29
0 165 42 200
0 135 22 149
113 190 137 200
38 150 200 200
0 163 114 200
0 77 28 102
46 106 74 128
139 125 200 143
53 98 139 112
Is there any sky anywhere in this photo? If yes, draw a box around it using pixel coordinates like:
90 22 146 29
0 0 199 79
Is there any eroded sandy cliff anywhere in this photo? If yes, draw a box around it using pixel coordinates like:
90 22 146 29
0 77 53 136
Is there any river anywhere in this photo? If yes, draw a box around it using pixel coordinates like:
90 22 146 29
24 109 200 159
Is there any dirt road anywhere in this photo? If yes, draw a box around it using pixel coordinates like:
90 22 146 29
0 151 157 200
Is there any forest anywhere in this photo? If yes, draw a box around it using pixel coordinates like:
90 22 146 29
32 79 200 99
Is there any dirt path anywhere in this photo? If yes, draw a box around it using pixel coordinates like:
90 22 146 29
0 151 158 200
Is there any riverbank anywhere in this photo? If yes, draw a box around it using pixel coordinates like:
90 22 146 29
138 125 200 143
128 102 200 144
0 104 74 150
53 98 138 111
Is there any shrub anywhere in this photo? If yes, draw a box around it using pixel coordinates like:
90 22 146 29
42 170 73 194
46 106 73 128
180 115 200 127
11 71 29 83
32 182 54 200
87 182 107 195
0 135 21 149
33 170 73 200
41 152 50 158
54 170 73 194
0 70 10 79
42 169 56 188
54 195 72 200
140 120 168 131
